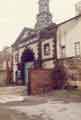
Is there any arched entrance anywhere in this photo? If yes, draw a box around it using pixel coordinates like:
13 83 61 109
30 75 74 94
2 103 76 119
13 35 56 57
21 48 35 85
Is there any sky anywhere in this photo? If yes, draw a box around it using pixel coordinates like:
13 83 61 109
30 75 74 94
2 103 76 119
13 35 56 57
0 0 80 50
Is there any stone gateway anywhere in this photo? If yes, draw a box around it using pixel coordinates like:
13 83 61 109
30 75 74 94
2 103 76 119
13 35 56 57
12 0 81 90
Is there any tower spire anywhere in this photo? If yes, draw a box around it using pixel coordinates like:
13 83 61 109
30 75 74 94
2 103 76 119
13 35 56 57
35 0 53 30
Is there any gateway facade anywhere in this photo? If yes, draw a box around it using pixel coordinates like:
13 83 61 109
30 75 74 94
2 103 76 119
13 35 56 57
12 0 57 84
12 0 81 87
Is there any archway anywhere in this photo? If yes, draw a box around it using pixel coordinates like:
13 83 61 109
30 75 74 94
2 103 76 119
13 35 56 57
21 48 35 63
21 48 35 85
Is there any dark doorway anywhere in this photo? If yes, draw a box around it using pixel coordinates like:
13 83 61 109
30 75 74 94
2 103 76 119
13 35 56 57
21 48 35 63
21 48 35 85
21 48 35 95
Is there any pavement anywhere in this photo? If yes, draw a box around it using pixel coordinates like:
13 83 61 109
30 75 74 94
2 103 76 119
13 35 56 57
10 100 81 120
0 91 81 120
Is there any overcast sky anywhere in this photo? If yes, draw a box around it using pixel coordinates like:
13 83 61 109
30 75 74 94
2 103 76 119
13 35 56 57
0 0 80 50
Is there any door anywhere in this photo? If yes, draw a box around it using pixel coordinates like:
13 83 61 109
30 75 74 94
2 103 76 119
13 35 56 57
24 62 33 84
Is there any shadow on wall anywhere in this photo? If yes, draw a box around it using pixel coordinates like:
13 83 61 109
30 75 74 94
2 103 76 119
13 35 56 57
52 61 78 89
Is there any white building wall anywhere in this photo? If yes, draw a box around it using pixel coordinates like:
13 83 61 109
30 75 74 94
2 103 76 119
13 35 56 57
13 51 17 65
3 61 6 70
42 60 54 69
18 47 25 63
12 51 18 82
13 64 17 82
57 16 81 58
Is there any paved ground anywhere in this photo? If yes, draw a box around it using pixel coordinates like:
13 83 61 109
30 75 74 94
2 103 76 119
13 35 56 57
9 100 81 120
0 90 81 120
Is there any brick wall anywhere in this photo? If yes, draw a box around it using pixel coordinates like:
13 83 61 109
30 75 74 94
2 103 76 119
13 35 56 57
27 57 81 95
58 57 81 89
28 69 55 95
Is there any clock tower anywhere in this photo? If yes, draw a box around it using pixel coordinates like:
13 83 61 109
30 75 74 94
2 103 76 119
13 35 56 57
35 0 53 30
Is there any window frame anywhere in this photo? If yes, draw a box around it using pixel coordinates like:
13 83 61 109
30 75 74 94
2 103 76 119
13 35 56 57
44 43 50 56
74 41 80 56
61 45 66 58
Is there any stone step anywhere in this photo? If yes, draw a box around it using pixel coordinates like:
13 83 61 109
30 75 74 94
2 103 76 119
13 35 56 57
0 86 27 96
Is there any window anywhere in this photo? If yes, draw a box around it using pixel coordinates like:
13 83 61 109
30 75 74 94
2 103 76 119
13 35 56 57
75 42 80 56
61 46 66 58
44 43 50 56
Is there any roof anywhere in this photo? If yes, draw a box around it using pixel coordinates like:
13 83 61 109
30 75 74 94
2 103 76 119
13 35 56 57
12 23 57 48
13 27 35 47
12 14 81 48
57 14 81 26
